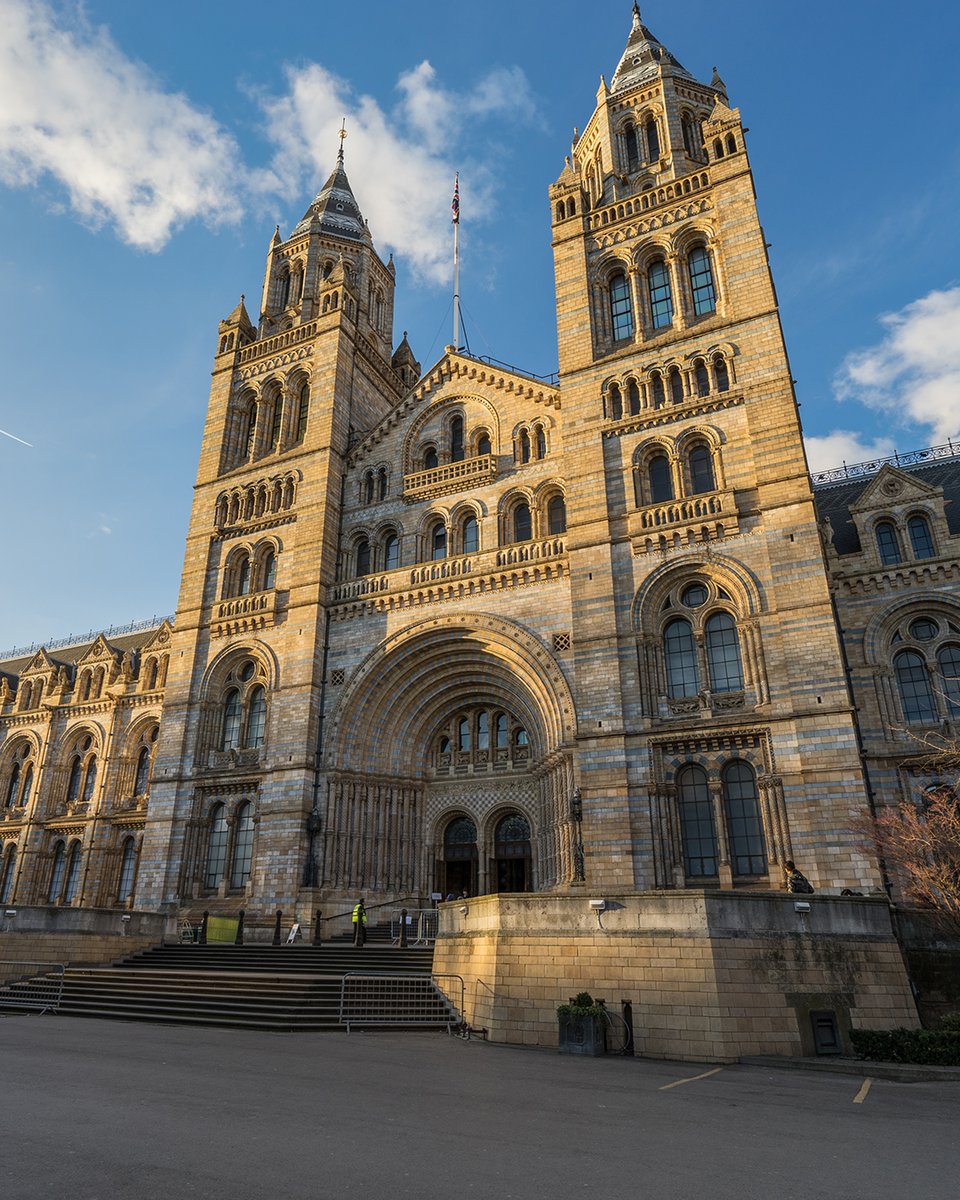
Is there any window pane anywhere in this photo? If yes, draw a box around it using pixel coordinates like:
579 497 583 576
222 690 242 750
67 756 82 802
450 416 465 462
714 357 730 392
645 119 660 161
134 747 151 796
938 645 960 716
648 261 673 330
689 446 715 494
463 516 479 554
263 551 276 590
237 557 251 596
548 496 566 535
514 503 532 542
384 534 400 570
117 838 138 902
48 843 66 902
205 807 229 888
477 712 490 750
245 687 267 749
231 803 255 888
495 713 508 749
649 454 673 503
5 762 19 808
82 758 97 802
895 651 937 723
20 765 33 809
723 762 766 876
651 374 665 407
294 384 309 442
63 844 82 903
356 540 371 576
477 433 491 456
669 370 684 404
624 125 640 170
431 523 447 560
689 247 717 316
0 849 16 903
908 516 935 560
876 522 901 565
706 613 744 692
678 767 717 877
610 273 634 341
665 619 699 697
458 717 471 752
695 362 710 397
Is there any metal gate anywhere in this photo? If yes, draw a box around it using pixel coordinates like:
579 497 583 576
339 973 464 1032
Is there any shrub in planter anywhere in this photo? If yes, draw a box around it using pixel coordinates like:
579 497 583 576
557 992 607 1056
850 1026 960 1066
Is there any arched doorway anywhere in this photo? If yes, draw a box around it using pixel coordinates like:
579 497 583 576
493 813 532 893
441 816 478 898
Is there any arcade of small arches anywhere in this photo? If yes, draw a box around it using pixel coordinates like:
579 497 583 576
632 429 723 509
214 472 299 529
345 488 567 578
603 350 733 420
221 377 311 472
432 705 531 776
221 541 279 600
436 810 535 896
871 511 938 567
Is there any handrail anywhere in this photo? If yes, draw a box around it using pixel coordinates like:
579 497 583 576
321 895 427 923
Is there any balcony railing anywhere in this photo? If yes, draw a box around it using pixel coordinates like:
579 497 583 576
402 455 498 501
212 590 278 636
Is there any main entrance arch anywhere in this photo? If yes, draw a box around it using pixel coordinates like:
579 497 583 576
320 614 579 899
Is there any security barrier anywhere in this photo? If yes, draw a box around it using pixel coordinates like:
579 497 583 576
339 972 464 1033
0 961 66 1014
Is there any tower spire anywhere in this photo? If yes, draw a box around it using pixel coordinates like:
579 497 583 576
632 1 641 27
337 117 347 166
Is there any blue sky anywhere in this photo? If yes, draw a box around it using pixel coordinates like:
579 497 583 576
2 0 959 652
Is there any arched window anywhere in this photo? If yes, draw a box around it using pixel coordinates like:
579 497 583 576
293 382 309 443
244 403 257 459
688 247 717 316
535 426 547 460
431 521 447 561
665 618 699 697
669 368 684 404
609 272 634 341
205 805 229 889
513 502 532 543
520 430 531 463
624 123 640 171
66 755 83 802
608 383 623 420
221 689 242 750
20 765 33 809
462 515 479 555
458 717 471 752
450 415 465 463
681 114 698 157
364 473 374 504
477 711 490 751
445 817 478 853
648 452 673 503
82 756 97 802
678 765 717 878
231 802 255 888
245 687 267 749
276 271 291 310
937 644 960 715
706 612 744 692
547 495 566 535
895 651 936 724
495 713 508 749
424 447 439 470
63 842 82 904
262 549 277 590
5 761 20 809
908 515 935 560
688 444 716 494
726 133 737 155
377 469 388 501
356 539 371 577
134 746 151 797
627 379 641 415
651 373 666 408
648 260 673 330
269 397 282 451
384 533 400 571
714 355 730 393
0 847 16 903
645 117 660 161
117 837 138 903
48 841 67 903
477 432 492 457
515 727 529 747
876 522 902 566
694 360 710 397
237 555 251 597
723 762 766 876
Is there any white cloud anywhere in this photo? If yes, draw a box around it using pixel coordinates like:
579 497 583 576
0 0 243 250
834 286 960 443
257 59 540 284
803 431 897 475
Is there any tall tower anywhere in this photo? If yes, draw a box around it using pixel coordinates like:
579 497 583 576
137 144 406 915
549 6 878 890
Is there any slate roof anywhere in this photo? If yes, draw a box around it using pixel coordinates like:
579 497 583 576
611 5 697 93
813 457 960 556
292 149 366 241
0 627 164 678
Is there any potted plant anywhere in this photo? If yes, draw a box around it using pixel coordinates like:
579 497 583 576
557 991 607 1056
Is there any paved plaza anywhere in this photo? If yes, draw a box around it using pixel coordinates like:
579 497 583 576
2 1016 959 1200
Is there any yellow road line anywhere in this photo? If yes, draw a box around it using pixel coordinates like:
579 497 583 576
853 1077 873 1105
659 1067 724 1091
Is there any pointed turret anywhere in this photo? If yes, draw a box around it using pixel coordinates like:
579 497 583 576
611 4 696 93
391 331 421 389
293 138 367 242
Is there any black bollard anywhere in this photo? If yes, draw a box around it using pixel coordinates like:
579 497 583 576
313 909 323 946
199 911 209 946
399 908 408 948
235 910 245 946
273 909 282 946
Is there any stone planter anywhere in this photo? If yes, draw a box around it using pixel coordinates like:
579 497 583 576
558 1014 606 1056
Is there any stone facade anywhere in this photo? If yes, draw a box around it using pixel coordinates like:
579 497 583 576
0 11 956 947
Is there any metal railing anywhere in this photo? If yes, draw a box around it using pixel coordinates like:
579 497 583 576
389 909 439 946
339 973 464 1033
0 615 173 663
0 961 66 1014
810 439 960 488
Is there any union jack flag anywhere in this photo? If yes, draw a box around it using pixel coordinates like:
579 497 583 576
451 174 460 224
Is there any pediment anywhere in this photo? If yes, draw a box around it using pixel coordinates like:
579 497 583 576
76 633 121 667
705 99 739 126
849 465 943 515
140 620 174 653
22 648 56 676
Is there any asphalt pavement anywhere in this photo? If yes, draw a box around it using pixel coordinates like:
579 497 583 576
2 1015 958 1200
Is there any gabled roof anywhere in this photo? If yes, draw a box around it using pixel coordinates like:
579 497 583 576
292 147 367 241
611 4 696 93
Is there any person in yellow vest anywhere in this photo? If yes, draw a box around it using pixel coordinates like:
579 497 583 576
352 898 367 947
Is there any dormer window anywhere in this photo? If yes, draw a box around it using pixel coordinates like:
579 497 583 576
875 521 902 566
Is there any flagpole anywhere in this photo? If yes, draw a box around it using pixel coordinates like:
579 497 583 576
452 173 460 350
